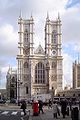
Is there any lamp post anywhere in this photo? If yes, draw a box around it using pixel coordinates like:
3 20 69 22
17 80 23 106
52 87 55 102
46 61 50 93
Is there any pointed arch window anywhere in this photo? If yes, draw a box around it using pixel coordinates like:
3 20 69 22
24 62 29 68
24 29 29 43
35 62 45 84
52 30 57 44
24 62 29 73
26 86 28 94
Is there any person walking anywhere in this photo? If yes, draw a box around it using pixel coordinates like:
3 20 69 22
61 99 67 118
21 100 27 116
38 100 44 114
69 100 72 111
52 101 59 119
48 99 52 109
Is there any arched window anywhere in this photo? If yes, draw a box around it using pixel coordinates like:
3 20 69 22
26 86 28 94
35 62 45 84
12 76 15 83
24 62 29 68
24 29 28 43
52 30 57 44
24 62 29 73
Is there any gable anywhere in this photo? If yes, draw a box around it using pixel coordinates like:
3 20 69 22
35 44 45 54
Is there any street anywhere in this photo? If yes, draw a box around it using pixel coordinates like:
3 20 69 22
0 104 80 120
0 109 29 120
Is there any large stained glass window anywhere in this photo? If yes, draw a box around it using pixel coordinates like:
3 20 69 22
35 62 45 84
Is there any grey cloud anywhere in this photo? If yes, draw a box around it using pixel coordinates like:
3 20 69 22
0 43 18 57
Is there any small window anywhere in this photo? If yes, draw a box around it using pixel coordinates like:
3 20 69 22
26 86 28 94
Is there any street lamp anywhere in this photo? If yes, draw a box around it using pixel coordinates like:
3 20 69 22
0 93 1 99
17 80 23 106
46 61 50 93
52 87 55 101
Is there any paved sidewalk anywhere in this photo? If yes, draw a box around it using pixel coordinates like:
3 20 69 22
0 104 20 110
0 103 31 110
29 108 72 120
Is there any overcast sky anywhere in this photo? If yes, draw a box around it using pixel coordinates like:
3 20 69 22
0 0 80 89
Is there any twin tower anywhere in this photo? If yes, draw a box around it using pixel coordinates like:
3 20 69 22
17 13 63 99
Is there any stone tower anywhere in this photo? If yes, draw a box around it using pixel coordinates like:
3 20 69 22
45 13 63 93
17 13 63 100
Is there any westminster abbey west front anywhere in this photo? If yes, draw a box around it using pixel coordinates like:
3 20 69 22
17 13 63 99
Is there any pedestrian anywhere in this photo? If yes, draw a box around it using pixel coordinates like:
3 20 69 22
69 100 72 111
38 100 44 114
52 101 59 119
48 99 52 109
21 100 27 116
61 99 67 118
79 100 80 110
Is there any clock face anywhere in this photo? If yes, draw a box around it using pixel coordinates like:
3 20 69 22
52 50 56 56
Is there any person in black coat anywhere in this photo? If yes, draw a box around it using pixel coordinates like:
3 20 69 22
38 100 44 114
61 99 67 118
21 100 27 115
48 99 52 109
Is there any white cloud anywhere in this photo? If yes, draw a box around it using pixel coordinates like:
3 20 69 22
1 66 17 74
0 24 18 89
63 53 73 88
74 43 80 52
0 24 18 57
62 6 80 45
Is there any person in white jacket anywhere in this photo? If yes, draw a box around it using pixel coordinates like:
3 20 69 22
52 101 58 119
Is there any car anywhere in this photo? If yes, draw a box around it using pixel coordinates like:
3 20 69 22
10 98 17 104
6 100 10 104
0 99 6 104
27 100 33 104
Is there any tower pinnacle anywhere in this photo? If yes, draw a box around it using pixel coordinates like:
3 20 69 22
30 12 33 20
58 12 60 20
46 12 49 21
19 9 22 19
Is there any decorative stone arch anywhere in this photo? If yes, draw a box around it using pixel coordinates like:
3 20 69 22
35 62 45 84
23 62 29 68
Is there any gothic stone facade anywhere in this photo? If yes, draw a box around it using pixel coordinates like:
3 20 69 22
6 67 17 100
17 14 63 99
73 60 80 88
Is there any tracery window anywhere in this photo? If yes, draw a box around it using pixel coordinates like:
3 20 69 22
52 30 57 44
24 62 29 73
24 29 29 43
24 62 29 68
35 62 45 84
